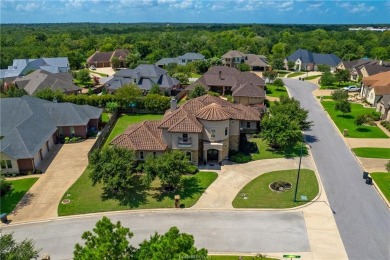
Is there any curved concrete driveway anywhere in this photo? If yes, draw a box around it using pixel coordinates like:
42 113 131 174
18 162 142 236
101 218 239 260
193 157 314 209
8 139 95 223
283 78 390 260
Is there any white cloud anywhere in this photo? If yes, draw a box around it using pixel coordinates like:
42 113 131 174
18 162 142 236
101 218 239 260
306 1 323 11
339 2 375 13
16 2 40 12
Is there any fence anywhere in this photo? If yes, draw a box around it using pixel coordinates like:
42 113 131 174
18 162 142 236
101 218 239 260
88 110 119 158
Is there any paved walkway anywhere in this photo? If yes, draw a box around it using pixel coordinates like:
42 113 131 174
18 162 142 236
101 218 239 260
346 138 390 148
8 139 95 223
193 157 314 209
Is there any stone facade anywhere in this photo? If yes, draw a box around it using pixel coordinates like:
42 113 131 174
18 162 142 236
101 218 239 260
222 138 229 160
229 135 240 151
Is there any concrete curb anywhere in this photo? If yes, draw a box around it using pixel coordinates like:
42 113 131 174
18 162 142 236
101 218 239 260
315 97 390 208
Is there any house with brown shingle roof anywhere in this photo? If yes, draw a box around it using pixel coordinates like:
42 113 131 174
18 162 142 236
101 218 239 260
111 94 260 165
221 50 269 71
337 59 390 81
360 71 390 106
188 66 265 106
87 49 129 68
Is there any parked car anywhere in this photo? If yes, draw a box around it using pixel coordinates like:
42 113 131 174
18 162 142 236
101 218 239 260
90 65 96 70
343 85 360 92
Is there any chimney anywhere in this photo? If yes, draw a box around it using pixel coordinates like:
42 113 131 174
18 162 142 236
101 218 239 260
170 98 177 111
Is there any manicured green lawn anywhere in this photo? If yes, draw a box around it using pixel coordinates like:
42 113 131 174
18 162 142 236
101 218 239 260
321 101 388 138
246 138 308 160
0 178 38 214
276 70 290 76
104 114 163 146
58 170 217 216
316 96 332 99
352 148 390 159
101 112 110 123
320 81 358 90
304 75 321 80
287 72 305 78
371 172 390 203
89 70 108 77
209 255 276 260
232 169 318 208
190 73 202 78
265 84 288 98
178 97 187 105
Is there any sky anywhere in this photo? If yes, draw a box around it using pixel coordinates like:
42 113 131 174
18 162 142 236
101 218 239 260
1 0 390 24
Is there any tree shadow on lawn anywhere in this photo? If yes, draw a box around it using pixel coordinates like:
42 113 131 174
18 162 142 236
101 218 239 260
100 176 148 208
151 176 203 206
356 127 372 133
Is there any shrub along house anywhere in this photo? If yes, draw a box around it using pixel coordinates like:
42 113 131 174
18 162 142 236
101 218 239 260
111 95 260 165
0 96 102 174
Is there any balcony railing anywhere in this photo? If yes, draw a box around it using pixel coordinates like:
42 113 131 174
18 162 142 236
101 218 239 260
178 137 192 147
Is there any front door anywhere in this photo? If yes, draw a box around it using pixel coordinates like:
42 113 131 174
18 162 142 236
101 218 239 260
207 149 219 162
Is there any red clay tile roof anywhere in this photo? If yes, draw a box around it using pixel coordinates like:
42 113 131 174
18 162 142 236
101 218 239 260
195 103 232 121
111 120 167 151
168 115 203 133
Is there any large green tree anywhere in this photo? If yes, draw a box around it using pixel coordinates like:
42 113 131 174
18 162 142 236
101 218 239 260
189 84 206 99
0 233 40 260
114 84 143 107
89 146 137 193
74 216 135 260
76 69 92 86
143 150 194 190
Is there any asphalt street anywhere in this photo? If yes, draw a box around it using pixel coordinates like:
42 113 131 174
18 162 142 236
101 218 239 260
283 78 390 260
2 210 310 260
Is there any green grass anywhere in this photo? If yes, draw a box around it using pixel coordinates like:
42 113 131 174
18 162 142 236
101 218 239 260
370 172 390 203
58 170 217 216
352 148 390 159
322 101 388 138
104 114 163 146
178 97 187 105
209 255 276 260
320 81 358 90
265 84 288 98
232 169 318 208
276 70 290 76
245 138 308 160
316 96 332 99
304 75 321 80
90 70 108 77
190 73 202 78
1 178 38 214
287 72 305 78
101 112 110 123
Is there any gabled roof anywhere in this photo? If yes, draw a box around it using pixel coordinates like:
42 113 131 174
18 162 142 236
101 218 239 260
363 71 390 95
245 54 268 67
222 50 245 59
0 96 102 159
232 83 265 98
287 49 341 67
177 53 205 60
362 64 390 76
13 69 79 95
110 121 167 151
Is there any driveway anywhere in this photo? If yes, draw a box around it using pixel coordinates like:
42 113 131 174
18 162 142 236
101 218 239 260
193 157 314 209
283 78 390 260
8 139 95 223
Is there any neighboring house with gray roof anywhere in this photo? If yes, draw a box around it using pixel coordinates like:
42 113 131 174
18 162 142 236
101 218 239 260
0 57 70 80
221 50 269 71
189 66 265 106
12 69 80 95
285 49 341 72
105 64 180 95
336 58 390 81
0 96 102 173
156 53 205 67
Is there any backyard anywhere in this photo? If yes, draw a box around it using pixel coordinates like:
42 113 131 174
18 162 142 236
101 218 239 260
321 101 388 138
58 170 217 216
104 114 163 146
0 177 38 214
371 172 390 203
265 83 288 98
232 169 318 208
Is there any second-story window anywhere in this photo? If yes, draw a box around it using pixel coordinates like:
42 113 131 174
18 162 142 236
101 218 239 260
183 133 188 142
211 129 216 138
225 127 228 136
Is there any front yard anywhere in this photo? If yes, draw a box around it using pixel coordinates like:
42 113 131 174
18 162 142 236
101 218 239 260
320 81 358 90
232 169 318 208
321 101 388 138
265 84 288 98
352 148 390 159
371 172 390 203
247 138 308 160
58 170 217 216
0 177 38 214
287 72 305 78
104 114 163 146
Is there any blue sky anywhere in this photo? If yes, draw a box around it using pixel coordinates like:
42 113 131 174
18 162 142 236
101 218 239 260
1 0 390 24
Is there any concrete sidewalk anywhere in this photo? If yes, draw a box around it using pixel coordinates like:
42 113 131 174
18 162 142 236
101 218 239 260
8 139 95 223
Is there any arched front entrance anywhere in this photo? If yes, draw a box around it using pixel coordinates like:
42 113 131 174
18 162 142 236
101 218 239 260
207 149 219 162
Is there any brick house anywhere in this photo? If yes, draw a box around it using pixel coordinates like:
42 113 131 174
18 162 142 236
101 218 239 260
87 49 129 68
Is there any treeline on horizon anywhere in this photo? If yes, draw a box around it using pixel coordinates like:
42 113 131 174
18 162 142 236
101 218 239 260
1 23 389 69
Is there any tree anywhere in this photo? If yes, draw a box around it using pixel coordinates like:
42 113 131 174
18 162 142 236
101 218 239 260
317 64 330 73
331 89 349 102
386 161 390 173
114 84 142 107
262 70 277 83
89 146 137 193
111 57 120 69
271 42 286 60
76 69 91 86
271 58 284 70
320 72 335 86
143 94 170 112
74 216 135 260
0 233 40 260
335 100 351 115
188 84 206 99
335 69 350 85
143 150 194 190
6 86 28 97
106 101 119 114
125 52 141 69
149 84 161 95
355 114 373 126
287 60 295 70
273 78 284 90
0 174 11 196
136 226 208 260
172 72 189 84
238 63 251 72
34 88 64 102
